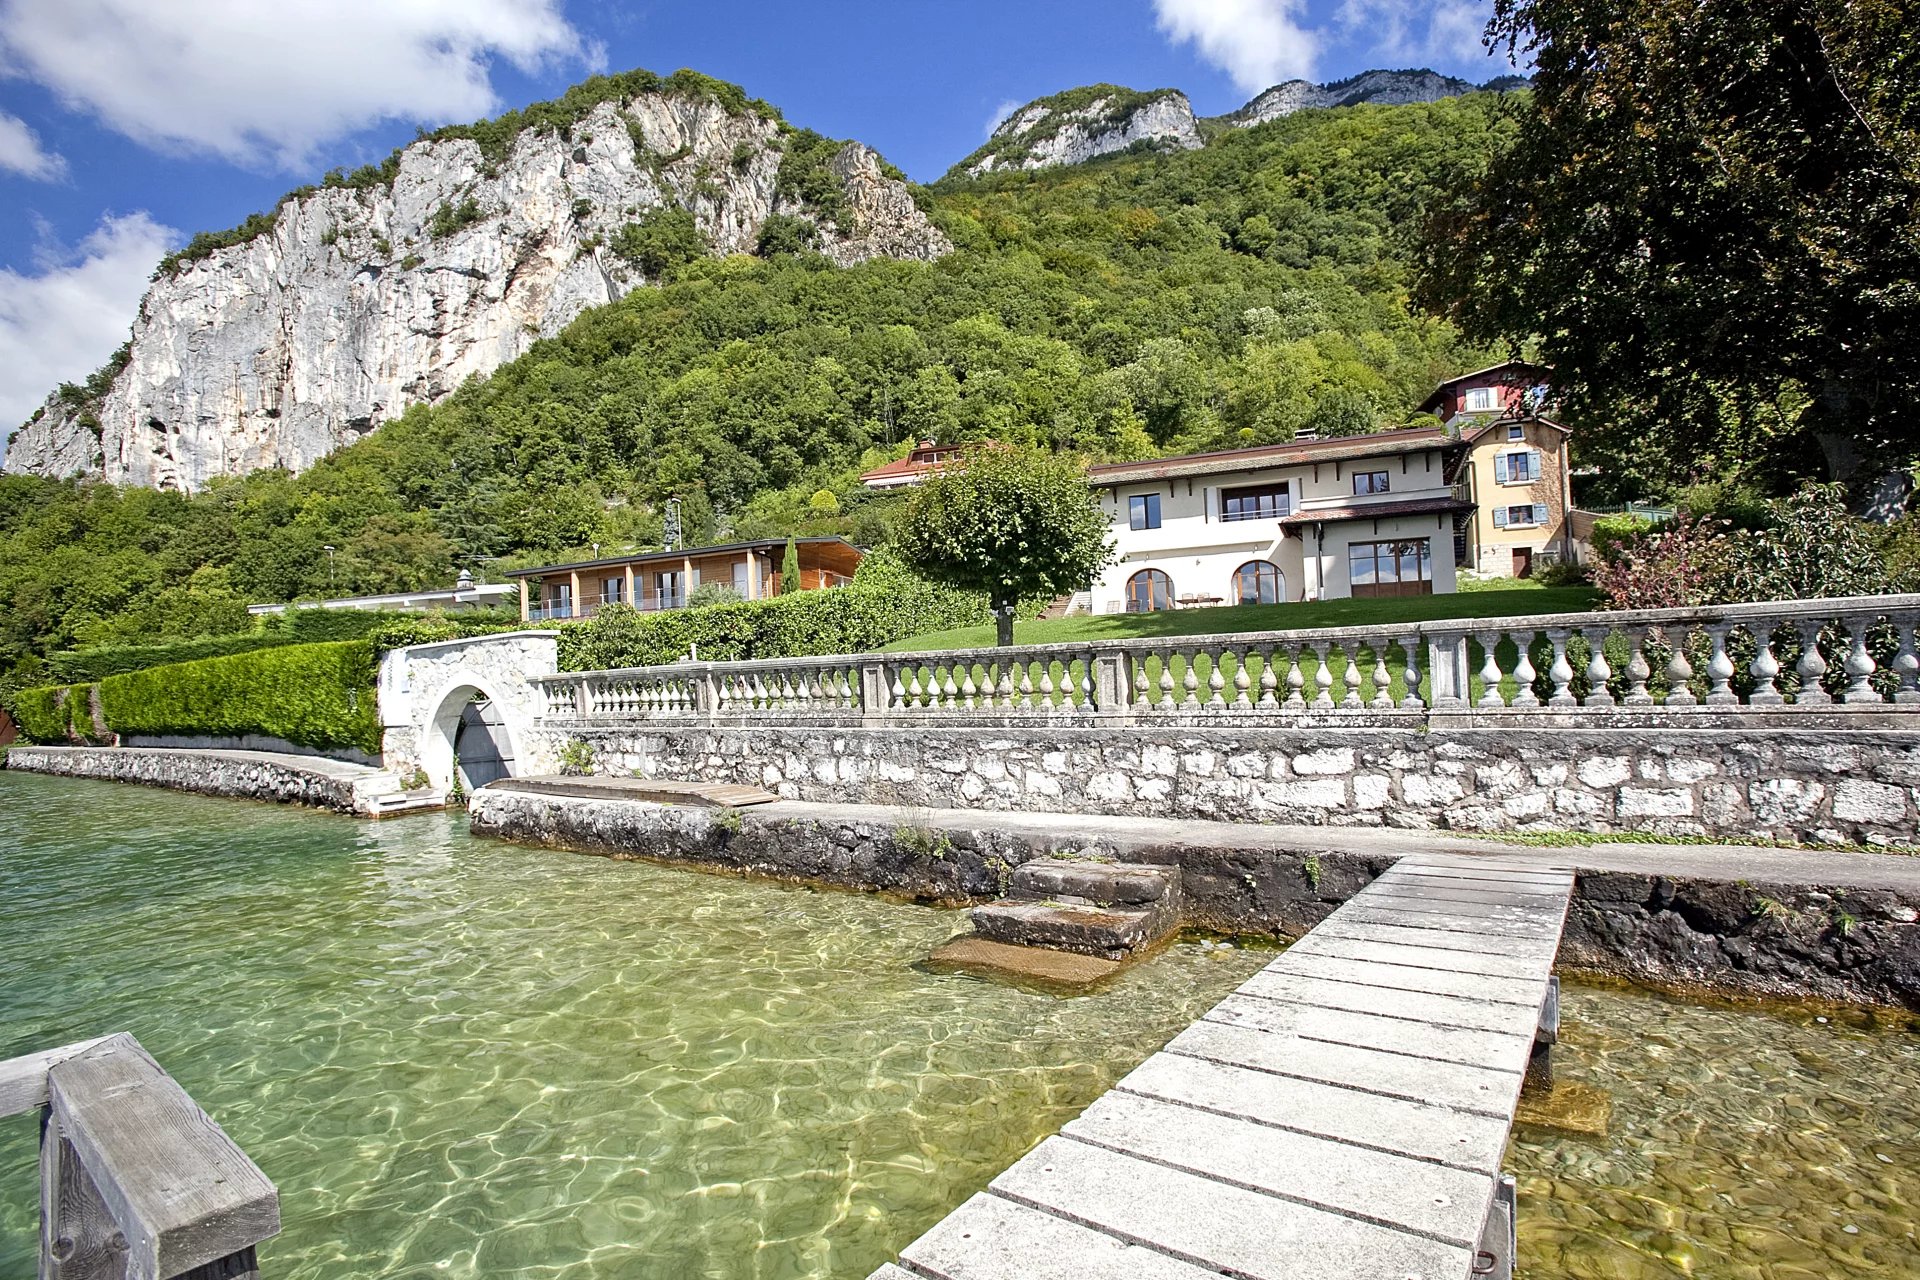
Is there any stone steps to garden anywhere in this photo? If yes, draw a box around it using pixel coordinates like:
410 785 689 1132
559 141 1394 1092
962 859 1184 965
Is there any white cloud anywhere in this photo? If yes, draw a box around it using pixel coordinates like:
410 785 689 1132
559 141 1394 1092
0 212 176 444
0 0 602 170
1336 0 1495 70
1153 0 1321 92
984 98 1023 139
0 111 66 180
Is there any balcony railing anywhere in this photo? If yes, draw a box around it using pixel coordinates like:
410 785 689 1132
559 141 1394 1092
536 594 1920 728
528 591 688 621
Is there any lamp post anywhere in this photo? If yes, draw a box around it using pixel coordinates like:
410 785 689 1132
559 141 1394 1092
322 544 336 597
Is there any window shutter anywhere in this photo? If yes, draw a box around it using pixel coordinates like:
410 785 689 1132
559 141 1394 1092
1532 503 1549 526
1530 449 1544 477
1494 454 1510 484
1493 508 1509 528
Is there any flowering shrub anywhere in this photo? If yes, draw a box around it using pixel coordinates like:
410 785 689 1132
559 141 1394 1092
1590 510 1731 609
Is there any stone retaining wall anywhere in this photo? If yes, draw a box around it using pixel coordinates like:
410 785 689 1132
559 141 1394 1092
532 725 1920 846
4 746 378 814
467 789 1920 1010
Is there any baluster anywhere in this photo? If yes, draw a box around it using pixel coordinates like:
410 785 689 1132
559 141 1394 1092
1284 643 1308 710
1544 628 1577 707
1257 646 1280 708
1369 638 1394 710
1207 649 1229 708
1032 662 1052 709
1340 645 1364 710
1182 649 1202 709
1748 624 1785 706
1312 643 1335 710
936 662 958 711
959 662 980 710
1511 631 1541 708
1892 615 1920 704
1659 628 1697 706
889 665 908 710
1843 618 1882 703
1621 628 1653 706
1583 627 1617 707
1133 652 1153 709
1153 649 1175 710
1075 657 1094 710
1789 621 1829 705
993 662 1014 708
1233 647 1254 709
1399 635 1424 710
1704 625 1738 705
1476 631 1507 708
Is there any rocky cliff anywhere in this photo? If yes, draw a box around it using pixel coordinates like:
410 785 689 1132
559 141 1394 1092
954 86 1202 178
1222 69 1528 128
5 76 949 490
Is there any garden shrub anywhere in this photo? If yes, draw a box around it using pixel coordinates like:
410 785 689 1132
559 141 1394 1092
99 641 380 755
557 553 993 670
8 685 74 743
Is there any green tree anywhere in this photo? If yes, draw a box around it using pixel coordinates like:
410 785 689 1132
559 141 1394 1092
612 206 705 280
780 537 801 596
1418 0 1920 494
895 443 1113 646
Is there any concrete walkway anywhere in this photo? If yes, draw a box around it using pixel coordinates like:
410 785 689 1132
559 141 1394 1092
870 853 1575 1280
755 798 1920 895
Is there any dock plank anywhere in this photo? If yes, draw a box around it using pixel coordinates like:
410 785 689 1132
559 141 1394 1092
865 853 1572 1280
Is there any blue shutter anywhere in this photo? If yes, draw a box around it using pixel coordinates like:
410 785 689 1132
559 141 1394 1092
1532 503 1549 526
1493 507 1509 528
1529 449 1544 480
1494 454 1511 484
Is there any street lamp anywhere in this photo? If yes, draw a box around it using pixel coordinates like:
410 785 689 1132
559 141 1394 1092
322 544 336 597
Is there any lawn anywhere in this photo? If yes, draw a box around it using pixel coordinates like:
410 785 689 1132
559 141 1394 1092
884 586 1602 653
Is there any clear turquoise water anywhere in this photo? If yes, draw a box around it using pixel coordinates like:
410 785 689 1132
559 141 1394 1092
0 772 1267 1278
3 771 1916 1279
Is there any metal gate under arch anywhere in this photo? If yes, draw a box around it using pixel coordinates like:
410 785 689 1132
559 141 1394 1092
452 695 514 790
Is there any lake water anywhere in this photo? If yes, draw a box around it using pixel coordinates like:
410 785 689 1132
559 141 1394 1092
1 771 1915 1278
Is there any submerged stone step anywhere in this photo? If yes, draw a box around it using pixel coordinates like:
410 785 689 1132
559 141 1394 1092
970 899 1168 960
1010 857 1179 907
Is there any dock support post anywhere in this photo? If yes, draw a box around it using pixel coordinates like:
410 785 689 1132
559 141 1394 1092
1473 1173 1517 1279
1525 975 1559 1095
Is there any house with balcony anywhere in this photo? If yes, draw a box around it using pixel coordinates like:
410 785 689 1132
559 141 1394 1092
859 440 964 490
505 537 864 622
1085 427 1472 614
1419 361 1576 577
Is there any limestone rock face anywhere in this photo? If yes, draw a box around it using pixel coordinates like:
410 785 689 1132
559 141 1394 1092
5 94 948 490
958 88 1202 177
1225 69 1525 128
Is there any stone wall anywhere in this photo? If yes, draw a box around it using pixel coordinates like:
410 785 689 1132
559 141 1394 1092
379 631 559 788
467 788 1920 1009
532 724 1920 846
4 746 379 813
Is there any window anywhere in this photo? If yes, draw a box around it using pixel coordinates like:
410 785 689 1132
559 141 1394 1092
732 561 751 596
1220 483 1290 521
1128 493 1162 530
1125 569 1174 613
545 581 573 618
1233 561 1284 605
602 576 626 604
1463 386 1500 413
654 570 685 605
1493 503 1551 530
1506 424 1525 441
1352 470 1390 496
1496 450 1540 484
1348 539 1433 598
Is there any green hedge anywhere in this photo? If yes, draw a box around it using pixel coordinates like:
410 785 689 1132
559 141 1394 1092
98 641 380 754
558 568 994 671
9 685 73 743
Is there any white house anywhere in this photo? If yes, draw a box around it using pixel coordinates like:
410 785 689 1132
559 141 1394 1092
1085 427 1470 613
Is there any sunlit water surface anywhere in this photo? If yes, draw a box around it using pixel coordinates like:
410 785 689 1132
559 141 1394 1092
1 771 1915 1278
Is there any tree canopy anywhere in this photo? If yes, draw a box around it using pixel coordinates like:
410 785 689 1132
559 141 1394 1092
894 444 1113 645
1417 0 1920 500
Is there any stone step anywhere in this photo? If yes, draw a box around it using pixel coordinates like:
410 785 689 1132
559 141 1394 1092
1011 858 1179 908
971 899 1171 961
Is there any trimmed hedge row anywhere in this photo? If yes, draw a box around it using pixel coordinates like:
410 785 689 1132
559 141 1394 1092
98 641 381 755
558 581 994 671
4 683 112 745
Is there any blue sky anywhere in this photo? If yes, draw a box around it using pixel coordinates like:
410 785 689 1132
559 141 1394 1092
0 0 1512 439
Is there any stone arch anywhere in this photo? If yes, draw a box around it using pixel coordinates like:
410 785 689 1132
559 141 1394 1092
420 671 525 794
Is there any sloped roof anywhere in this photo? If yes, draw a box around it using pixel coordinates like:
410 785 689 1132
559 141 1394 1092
1275 496 1474 527
1086 427 1454 486
1415 360 1553 413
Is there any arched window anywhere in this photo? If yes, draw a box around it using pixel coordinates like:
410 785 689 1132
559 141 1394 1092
1125 569 1174 613
1233 560 1284 605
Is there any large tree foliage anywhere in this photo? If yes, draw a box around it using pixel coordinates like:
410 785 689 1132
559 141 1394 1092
1418 0 1920 499
895 444 1112 646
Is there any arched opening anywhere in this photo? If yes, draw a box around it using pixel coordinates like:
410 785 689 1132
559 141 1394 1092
1125 569 1174 613
1232 560 1284 605
422 680 518 795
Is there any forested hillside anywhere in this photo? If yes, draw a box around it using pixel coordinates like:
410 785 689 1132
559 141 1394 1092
0 91 1512 679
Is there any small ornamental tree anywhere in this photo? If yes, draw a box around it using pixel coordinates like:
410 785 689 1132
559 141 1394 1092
895 443 1114 646
780 538 801 596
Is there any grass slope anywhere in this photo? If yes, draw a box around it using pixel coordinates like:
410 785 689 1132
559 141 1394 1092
883 586 1601 652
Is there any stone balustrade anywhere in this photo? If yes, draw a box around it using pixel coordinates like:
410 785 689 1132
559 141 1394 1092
536 594 1920 729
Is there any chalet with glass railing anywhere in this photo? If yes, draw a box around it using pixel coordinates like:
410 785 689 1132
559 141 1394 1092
506 537 863 622
1086 428 1471 613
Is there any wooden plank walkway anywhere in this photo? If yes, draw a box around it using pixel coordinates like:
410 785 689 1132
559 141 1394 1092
868 852 1574 1280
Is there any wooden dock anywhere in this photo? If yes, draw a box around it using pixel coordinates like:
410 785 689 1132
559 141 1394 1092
868 852 1574 1280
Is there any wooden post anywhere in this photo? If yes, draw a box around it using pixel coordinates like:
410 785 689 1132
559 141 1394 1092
743 550 758 601
517 579 529 622
623 563 636 608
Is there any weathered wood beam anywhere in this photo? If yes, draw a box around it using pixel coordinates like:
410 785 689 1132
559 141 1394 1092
0 1036 113 1119
45 1034 278 1280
